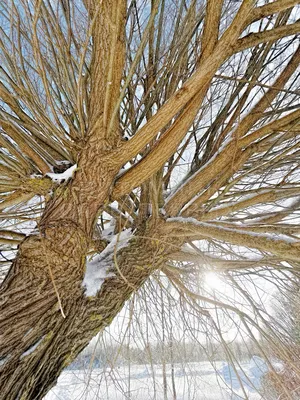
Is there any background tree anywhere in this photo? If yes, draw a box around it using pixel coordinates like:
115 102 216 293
0 0 299 399
262 278 300 399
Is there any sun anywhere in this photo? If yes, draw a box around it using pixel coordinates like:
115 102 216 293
204 271 224 291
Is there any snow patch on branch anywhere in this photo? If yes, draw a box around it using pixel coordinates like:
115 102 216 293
23 328 33 338
167 217 299 244
20 336 45 359
82 262 114 297
0 355 10 367
46 164 77 182
82 229 133 297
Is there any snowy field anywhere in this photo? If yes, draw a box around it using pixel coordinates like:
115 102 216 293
45 361 268 400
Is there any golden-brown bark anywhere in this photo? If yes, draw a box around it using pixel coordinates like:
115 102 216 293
0 2 128 398
0 138 120 399
89 0 126 140
0 0 300 399
0 221 172 399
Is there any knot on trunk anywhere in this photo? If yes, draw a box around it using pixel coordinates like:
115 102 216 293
18 222 88 284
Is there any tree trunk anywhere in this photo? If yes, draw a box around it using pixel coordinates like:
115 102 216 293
0 215 167 399
0 118 171 399
0 2 152 397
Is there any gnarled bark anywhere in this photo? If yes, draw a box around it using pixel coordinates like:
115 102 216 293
0 1 131 396
1 0 300 398
0 216 171 399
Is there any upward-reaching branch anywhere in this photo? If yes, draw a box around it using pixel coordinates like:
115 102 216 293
116 0 256 164
113 0 299 194
164 46 300 216
88 0 126 142
0 1 300 398
113 0 255 196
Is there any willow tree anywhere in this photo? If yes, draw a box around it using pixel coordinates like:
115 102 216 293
0 0 299 398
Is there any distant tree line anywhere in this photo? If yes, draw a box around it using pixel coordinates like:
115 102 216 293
70 339 262 369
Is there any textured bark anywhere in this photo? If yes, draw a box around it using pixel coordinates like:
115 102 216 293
0 217 170 399
40 130 120 236
1 0 299 398
0 2 131 398
0 121 146 399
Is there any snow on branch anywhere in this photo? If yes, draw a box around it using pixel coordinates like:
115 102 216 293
166 217 300 262
82 229 132 297
20 336 45 359
46 164 77 183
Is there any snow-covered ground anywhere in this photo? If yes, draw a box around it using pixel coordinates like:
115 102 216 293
45 361 267 400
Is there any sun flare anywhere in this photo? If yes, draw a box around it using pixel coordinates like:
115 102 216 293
204 272 224 291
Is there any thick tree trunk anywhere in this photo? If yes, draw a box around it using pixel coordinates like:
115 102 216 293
0 117 169 399
0 2 138 397
0 215 167 399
